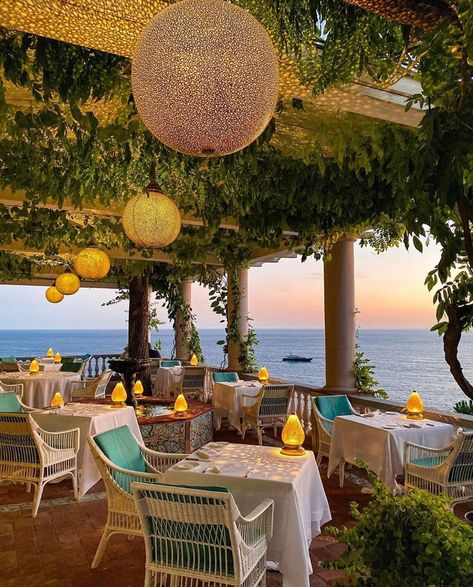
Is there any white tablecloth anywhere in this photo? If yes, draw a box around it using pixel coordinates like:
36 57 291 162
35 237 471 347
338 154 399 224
165 442 331 587
328 412 456 489
0 371 81 408
38 362 62 372
212 381 262 431
153 366 183 397
33 403 143 497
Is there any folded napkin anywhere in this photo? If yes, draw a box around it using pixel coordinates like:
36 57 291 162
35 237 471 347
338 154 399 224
195 449 216 460
205 464 252 477
359 411 376 418
408 422 422 428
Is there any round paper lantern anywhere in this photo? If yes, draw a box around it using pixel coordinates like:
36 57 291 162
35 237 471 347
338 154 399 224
122 191 181 249
55 270 80 295
74 248 111 280
131 0 279 156
45 286 64 304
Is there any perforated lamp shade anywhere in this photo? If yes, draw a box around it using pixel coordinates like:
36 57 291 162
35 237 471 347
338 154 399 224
45 286 64 304
190 353 198 366
258 367 269 383
122 191 181 249
55 271 80 295
406 391 424 419
131 0 279 157
281 414 306 456
74 248 111 280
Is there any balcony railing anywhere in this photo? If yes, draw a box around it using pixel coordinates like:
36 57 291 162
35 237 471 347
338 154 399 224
16 354 121 379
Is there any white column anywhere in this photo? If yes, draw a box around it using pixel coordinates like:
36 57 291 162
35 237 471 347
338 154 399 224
323 237 356 392
174 278 192 360
227 267 249 372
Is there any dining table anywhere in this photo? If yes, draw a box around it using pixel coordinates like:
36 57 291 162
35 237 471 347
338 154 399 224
212 380 262 431
153 365 183 397
328 411 457 490
164 441 331 587
0 370 81 408
33 403 143 497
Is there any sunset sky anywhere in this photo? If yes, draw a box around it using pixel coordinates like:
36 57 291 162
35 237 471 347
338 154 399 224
0 239 441 330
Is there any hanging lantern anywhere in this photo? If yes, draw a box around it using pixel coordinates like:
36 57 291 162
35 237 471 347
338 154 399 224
45 286 64 304
281 414 306 456
50 392 65 409
29 359 40 375
74 248 111 280
122 191 181 249
173 393 188 417
258 367 269 383
190 353 198 366
131 0 279 157
111 382 127 408
47 348 54 358
406 391 424 420
55 270 80 295
54 353 61 364
133 379 144 398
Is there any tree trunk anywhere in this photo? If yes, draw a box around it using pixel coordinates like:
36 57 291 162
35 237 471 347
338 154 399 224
444 303 473 400
128 274 151 394
343 0 456 31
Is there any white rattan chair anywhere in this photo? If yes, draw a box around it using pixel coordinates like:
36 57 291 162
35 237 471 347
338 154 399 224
0 409 79 517
132 482 274 587
87 425 188 568
404 429 473 508
0 381 24 399
70 368 112 401
241 384 293 445
179 366 208 402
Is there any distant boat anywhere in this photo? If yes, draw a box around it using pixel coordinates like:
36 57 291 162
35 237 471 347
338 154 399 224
282 353 313 362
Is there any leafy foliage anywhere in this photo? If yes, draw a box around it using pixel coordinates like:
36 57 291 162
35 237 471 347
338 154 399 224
354 334 387 399
453 399 473 415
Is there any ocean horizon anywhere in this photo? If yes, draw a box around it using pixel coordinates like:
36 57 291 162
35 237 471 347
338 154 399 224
0 328 471 413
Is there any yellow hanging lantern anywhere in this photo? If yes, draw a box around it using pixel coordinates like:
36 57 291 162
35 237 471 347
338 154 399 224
45 286 64 304
74 247 111 280
190 353 198 366
173 394 188 417
133 379 144 397
111 382 127 408
50 392 65 409
122 191 181 249
54 353 61 364
281 414 306 456
55 270 80 295
258 366 269 383
29 359 40 375
47 348 54 358
406 391 424 420
132 0 278 157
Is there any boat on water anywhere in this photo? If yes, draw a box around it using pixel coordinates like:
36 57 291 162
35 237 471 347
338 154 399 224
282 353 313 363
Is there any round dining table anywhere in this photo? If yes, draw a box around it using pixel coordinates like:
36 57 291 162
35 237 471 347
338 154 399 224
0 371 81 408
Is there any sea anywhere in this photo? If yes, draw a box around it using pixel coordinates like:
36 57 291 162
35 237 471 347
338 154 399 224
0 328 471 413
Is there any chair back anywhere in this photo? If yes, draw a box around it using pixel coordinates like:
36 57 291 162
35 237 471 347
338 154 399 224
132 482 243 580
258 384 293 418
60 357 84 373
448 431 473 483
94 369 113 398
212 372 239 384
0 356 20 372
0 391 23 412
160 360 181 368
0 413 40 471
182 366 206 390
315 395 353 421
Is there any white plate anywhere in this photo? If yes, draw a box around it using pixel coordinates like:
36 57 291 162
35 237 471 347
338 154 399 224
384 411 398 415
382 425 397 429
175 461 200 470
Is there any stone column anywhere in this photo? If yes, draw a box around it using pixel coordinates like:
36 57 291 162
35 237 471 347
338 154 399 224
227 267 249 372
323 237 356 392
174 278 192 360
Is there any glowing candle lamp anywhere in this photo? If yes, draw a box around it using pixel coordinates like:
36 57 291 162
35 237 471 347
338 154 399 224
47 348 54 358
281 413 306 456
406 391 424 420
29 359 40 375
54 352 61 364
174 394 188 417
190 353 198 366
258 366 269 383
133 379 144 397
50 392 64 409
111 382 127 408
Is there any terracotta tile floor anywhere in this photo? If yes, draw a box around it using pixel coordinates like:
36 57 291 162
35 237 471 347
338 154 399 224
0 427 470 587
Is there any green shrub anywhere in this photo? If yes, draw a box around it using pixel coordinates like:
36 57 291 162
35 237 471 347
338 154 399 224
454 399 473 416
325 463 473 587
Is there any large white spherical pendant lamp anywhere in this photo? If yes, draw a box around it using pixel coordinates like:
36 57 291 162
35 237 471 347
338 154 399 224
131 0 279 157
74 248 111 280
55 270 80 295
122 191 181 249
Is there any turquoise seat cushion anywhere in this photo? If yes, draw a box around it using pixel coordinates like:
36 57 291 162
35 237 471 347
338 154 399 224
94 425 146 492
315 395 352 421
212 372 239 383
161 360 180 368
0 356 20 372
411 456 446 468
60 358 83 373
0 392 22 413
145 485 234 575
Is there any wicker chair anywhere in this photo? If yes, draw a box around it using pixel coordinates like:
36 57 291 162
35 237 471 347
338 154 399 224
404 430 473 508
0 356 23 373
87 425 188 568
0 381 24 399
70 369 112 401
241 384 293 445
0 403 79 517
212 372 239 384
132 482 274 587
311 395 357 468
179 366 208 402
